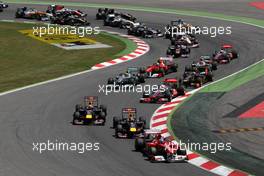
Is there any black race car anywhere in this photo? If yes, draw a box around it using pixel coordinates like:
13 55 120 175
107 71 145 87
183 58 217 77
104 13 139 28
199 56 218 70
50 12 90 26
166 43 190 58
72 96 107 125
126 67 147 78
127 24 146 36
212 44 238 64
96 8 115 20
182 70 213 88
128 25 163 38
103 13 119 26
170 34 199 48
141 28 163 38
113 108 146 138
165 19 196 39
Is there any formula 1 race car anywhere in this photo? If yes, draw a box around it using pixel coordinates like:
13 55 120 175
141 28 163 38
103 13 119 26
163 78 185 96
128 25 163 38
50 12 90 26
107 70 145 87
165 19 196 39
126 67 147 79
171 34 199 48
104 13 139 28
140 86 173 103
140 82 184 103
15 7 50 21
212 44 238 64
46 5 64 14
96 8 115 20
72 96 107 125
113 108 146 138
142 57 178 78
182 70 213 88
127 24 146 36
166 43 190 58
197 56 218 70
47 5 86 17
135 129 188 162
0 1 8 12
184 58 217 76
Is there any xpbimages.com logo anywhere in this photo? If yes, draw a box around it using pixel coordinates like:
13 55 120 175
164 23 232 38
32 140 100 154
98 84 166 95
166 140 232 154
32 24 101 37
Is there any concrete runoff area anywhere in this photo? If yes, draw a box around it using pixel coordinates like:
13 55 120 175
171 76 264 175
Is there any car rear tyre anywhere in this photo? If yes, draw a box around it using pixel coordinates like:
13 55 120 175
135 138 145 151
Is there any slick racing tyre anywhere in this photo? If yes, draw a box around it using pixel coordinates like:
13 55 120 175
112 116 119 128
135 138 145 151
100 105 107 115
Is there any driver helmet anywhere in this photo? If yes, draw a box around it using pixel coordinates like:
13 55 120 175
178 19 183 24
160 136 165 143
220 49 226 54
128 113 134 121
198 60 206 66
156 134 162 140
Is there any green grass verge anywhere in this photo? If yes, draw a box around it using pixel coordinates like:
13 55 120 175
201 59 264 92
0 22 136 92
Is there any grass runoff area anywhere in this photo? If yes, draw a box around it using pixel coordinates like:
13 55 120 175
0 22 136 92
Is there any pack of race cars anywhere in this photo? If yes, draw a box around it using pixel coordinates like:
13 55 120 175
5 4 239 163
14 5 90 26
95 8 163 38
79 7 238 162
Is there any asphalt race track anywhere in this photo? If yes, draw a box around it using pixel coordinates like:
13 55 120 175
0 1 263 175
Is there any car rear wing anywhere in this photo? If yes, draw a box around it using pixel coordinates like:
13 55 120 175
170 20 184 26
222 44 232 49
159 57 174 62
144 129 161 134
122 108 137 119
200 55 211 60
127 67 139 74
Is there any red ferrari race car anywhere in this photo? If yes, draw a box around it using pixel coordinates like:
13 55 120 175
142 57 178 78
212 44 238 64
135 129 188 162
